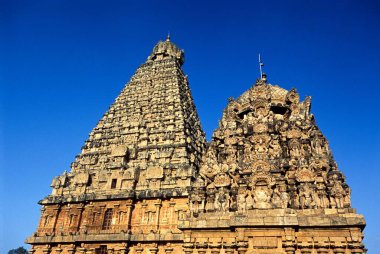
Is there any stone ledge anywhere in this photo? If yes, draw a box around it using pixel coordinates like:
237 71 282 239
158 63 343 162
25 232 183 244
179 210 365 229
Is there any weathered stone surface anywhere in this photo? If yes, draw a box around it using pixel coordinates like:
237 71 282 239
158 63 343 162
26 38 366 254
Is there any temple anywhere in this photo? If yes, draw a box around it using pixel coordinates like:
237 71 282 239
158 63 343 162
26 38 366 254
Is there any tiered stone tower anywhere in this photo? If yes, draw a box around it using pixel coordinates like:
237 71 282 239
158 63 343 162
27 39 366 254
26 37 206 254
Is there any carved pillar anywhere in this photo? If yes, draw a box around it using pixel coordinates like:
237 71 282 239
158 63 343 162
63 206 71 229
77 204 85 232
52 205 61 233
283 228 296 254
154 200 162 231
141 202 148 225
125 200 133 230
169 199 176 230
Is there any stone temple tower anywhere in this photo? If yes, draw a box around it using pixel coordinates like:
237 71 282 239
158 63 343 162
184 74 366 253
26 37 206 254
27 40 366 253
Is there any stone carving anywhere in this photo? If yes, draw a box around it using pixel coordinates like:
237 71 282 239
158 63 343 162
27 39 365 254
190 75 352 212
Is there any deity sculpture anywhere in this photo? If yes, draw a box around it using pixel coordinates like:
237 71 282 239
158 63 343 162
330 179 346 209
253 185 272 209
237 188 247 213
246 190 254 210
214 187 230 212
269 139 282 158
299 183 314 209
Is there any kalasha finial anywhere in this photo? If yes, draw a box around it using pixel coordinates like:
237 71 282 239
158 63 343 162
166 32 171 42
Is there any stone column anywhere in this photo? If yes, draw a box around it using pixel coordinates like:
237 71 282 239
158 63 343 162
52 205 61 233
154 201 162 231
169 200 176 229
78 204 86 231
125 201 133 230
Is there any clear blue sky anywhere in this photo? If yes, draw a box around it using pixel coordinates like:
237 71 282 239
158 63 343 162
1 0 379 252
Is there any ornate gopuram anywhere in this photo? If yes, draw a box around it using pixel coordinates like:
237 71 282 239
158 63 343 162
26 37 206 254
26 38 366 254
184 75 366 253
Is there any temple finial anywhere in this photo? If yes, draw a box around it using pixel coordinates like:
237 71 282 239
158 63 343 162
166 32 171 42
259 53 264 79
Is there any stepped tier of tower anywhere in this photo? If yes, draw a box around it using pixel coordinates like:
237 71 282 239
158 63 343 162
26 39 366 254
44 37 206 205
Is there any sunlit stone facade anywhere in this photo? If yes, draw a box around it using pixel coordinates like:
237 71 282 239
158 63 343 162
26 38 366 254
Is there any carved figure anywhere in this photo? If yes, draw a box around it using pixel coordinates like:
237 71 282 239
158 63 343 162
246 190 254 210
330 180 346 208
269 139 282 158
237 188 248 213
271 186 282 208
299 183 314 209
253 186 272 209
215 187 230 212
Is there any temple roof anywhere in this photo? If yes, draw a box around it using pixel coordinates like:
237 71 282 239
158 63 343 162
147 35 185 65
190 76 352 213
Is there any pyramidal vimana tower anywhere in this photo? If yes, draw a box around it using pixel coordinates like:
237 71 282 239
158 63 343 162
26 37 366 254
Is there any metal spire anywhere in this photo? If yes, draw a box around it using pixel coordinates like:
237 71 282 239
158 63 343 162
259 53 264 79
